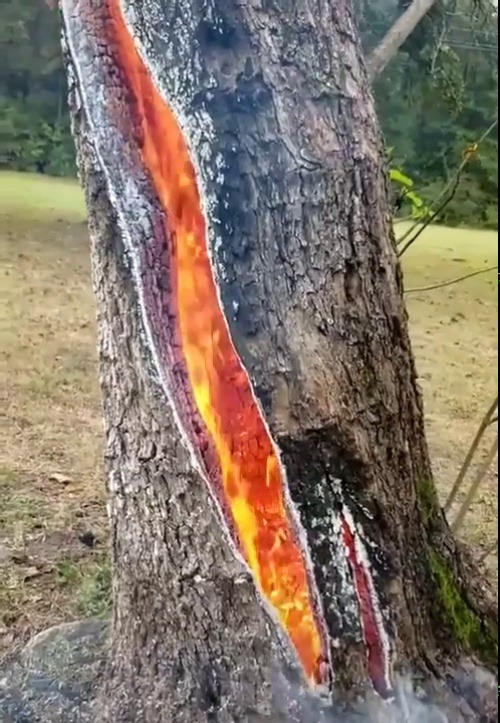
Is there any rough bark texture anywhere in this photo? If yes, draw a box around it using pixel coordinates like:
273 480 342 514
60 0 497 720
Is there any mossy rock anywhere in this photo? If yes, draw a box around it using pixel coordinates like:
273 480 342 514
0 620 108 723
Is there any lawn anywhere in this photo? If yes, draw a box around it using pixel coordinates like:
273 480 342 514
0 171 497 658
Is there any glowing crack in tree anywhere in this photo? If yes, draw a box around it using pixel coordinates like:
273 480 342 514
61 0 392 696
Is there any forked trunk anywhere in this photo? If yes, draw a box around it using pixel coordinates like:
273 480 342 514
59 0 497 720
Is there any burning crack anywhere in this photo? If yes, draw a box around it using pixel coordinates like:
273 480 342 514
61 0 395 699
62 0 330 689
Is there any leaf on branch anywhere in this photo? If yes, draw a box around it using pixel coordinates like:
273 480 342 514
389 166 431 219
389 168 414 187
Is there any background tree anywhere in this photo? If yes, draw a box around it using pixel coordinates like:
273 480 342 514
0 0 497 229
59 0 497 720
359 0 498 227
0 0 74 175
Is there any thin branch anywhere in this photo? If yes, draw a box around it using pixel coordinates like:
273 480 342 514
396 159 483 255
396 118 498 256
444 396 498 512
487 415 498 426
397 186 462 257
479 539 498 563
430 18 448 75
451 434 498 533
404 265 498 294
430 118 498 209
366 0 438 80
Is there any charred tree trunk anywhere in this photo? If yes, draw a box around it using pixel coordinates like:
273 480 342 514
60 0 497 720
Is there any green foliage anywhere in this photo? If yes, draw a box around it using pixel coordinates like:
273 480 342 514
0 0 497 231
360 0 498 229
77 561 112 618
389 167 431 219
57 558 112 619
0 0 76 177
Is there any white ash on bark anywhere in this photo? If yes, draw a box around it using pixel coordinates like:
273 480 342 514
58 0 497 720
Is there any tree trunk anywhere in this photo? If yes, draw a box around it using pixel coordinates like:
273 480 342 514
60 0 497 720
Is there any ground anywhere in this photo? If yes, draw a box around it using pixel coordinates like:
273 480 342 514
0 171 497 661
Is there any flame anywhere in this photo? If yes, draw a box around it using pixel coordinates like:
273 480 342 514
107 0 324 683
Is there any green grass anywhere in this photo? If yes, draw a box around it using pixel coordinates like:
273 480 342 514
0 172 105 658
57 559 111 618
0 171 497 656
399 223 497 495
0 170 86 225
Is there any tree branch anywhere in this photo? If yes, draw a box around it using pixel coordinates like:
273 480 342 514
479 539 498 563
451 434 498 533
404 265 498 294
396 118 498 257
444 397 498 513
366 0 438 80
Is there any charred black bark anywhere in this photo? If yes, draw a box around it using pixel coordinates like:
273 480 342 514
60 0 497 720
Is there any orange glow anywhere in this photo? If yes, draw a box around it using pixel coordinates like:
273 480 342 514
107 0 323 682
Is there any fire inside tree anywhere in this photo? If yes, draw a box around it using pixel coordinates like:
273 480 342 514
60 0 497 720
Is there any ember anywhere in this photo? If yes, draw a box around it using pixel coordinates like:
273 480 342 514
341 511 391 696
107 0 326 683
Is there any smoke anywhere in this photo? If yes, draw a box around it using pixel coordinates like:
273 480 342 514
272 663 497 723
322 678 449 722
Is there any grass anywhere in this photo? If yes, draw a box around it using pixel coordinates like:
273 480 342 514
0 171 497 657
0 171 86 225
0 172 108 658
399 223 498 583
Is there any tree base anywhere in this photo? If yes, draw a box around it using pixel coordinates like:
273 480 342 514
0 620 496 722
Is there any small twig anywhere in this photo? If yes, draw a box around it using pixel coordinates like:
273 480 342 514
397 188 460 257
396 118 498 255
435 117 498 200
487 415 498 427
404 265 498 294
444 397 498 512
451 434 498 534
430 20 448 75
478 539 498 563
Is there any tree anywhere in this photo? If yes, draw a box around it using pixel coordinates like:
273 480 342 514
0 0 75 175
59 0 497 720
363 0 498 229
2 1 497 231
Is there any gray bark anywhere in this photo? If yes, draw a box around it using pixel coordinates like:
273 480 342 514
59 0 497 720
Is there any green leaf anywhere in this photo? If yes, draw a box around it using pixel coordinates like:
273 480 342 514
405 191 431 219
389 168 414 188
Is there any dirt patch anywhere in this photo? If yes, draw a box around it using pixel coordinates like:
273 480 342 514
401 224 498 586
0 187 108 660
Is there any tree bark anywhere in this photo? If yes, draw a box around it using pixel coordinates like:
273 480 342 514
365 0 437 79
60 0 497 720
